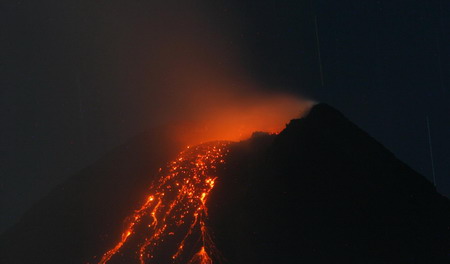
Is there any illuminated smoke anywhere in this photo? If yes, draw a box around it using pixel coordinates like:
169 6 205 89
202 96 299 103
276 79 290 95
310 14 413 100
102 1 314 145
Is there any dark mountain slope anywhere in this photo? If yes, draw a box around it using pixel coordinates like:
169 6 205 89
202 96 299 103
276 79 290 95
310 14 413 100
2 104 449 263
210 104 450 263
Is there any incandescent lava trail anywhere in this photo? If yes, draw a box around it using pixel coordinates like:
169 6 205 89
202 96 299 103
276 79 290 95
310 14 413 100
96 141 230 264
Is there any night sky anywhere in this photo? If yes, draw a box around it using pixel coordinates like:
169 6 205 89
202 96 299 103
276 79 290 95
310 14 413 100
1 0 449 234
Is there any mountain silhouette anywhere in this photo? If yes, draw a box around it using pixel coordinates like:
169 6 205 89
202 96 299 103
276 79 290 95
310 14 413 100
210 104 450 263
2 104 449 263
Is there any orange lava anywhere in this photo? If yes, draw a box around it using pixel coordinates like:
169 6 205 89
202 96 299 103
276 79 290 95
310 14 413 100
96 141 230 264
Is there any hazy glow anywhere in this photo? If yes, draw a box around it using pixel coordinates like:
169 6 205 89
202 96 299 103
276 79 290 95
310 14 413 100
116 2 315 145
169 93 314 145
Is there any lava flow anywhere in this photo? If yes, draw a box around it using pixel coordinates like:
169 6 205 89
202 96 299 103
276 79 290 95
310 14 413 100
96 141 230 264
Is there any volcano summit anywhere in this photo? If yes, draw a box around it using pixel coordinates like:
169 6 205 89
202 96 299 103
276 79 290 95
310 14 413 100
1 104 449 263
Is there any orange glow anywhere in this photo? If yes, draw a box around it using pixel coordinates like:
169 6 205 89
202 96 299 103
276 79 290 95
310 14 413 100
187 246 212 264
96 141 230 264
169 94 316 145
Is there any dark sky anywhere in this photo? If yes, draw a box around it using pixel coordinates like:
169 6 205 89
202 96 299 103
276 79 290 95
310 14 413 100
1 0 449 233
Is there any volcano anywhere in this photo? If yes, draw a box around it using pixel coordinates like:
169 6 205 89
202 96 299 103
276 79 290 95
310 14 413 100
1 104 449 263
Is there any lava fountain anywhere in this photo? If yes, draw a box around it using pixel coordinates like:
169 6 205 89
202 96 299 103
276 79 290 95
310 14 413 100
95 141 230 264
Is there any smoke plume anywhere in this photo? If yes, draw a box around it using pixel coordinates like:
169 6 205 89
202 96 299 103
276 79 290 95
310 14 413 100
99 0 314 145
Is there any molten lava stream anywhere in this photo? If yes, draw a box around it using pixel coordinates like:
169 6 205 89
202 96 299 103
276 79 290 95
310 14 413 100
96 141 230 264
